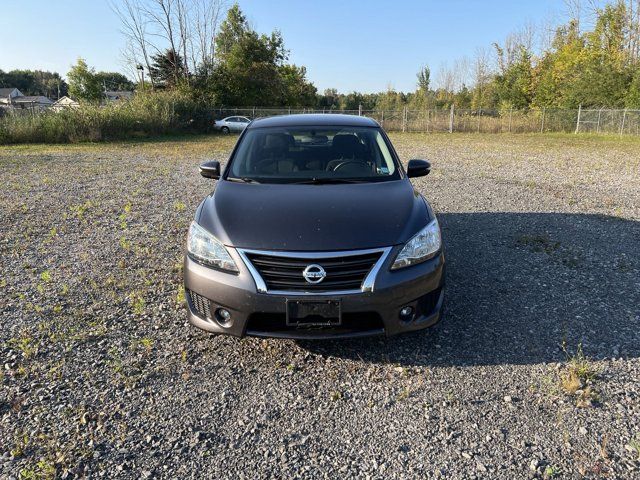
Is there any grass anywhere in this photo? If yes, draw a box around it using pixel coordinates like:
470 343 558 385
0 90 215 145
560 344 600 407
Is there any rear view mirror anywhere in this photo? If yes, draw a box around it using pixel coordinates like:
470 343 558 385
199 160 221 179
407 159 431 178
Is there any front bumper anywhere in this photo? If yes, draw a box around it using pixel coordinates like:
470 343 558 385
183 246 445 339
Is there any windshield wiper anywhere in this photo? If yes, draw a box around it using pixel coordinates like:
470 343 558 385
226 177 261 184
293 178 366 185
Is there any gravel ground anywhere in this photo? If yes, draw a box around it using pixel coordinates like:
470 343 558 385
1 133 639 479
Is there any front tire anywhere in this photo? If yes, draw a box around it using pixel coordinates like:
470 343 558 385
221 126 230 134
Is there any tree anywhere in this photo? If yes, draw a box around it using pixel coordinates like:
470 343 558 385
279 64 317 106
149 49 186 87
67 59 102 102
417 66 431 93
0 70 68 98
94 71 135 91
208 4 316 106
494 46 533 109
627 68 640 106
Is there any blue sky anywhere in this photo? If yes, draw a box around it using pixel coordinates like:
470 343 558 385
1 0 571 93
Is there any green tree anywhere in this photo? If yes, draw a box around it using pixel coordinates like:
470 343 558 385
94 72 135 91
279 64 317 106
210 4 315 106
494 46 533 109
149 50 186 88
67 59 102 103
625 68 640 107
0 69 67 98
417 66 430 93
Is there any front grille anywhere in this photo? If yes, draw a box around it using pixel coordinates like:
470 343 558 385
244 251 382 292
187 289 211 319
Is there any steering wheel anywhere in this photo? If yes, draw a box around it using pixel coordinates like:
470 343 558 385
331 160 370 173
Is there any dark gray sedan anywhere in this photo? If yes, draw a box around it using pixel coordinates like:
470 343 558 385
184 114 445 339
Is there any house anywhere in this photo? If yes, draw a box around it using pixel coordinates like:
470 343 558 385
0 88 24 105
0 88 54 112
11 95 54 111
52 96 80 111
105 90 134 102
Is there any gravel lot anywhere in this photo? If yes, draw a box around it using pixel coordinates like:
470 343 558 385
1 133 639 479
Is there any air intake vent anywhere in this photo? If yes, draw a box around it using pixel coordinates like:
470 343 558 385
187 290 211 319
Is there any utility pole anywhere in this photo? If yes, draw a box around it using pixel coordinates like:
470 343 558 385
137 65 145 90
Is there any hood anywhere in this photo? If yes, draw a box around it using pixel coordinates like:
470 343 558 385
197 179 431 251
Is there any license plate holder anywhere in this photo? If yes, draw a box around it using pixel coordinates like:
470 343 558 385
286 299 341 327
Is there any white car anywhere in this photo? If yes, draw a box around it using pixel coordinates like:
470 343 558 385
214 116 251 133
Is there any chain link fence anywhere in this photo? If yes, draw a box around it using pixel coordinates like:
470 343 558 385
214 106 640 135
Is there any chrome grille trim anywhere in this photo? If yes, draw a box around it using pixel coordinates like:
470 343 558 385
236 247 392 295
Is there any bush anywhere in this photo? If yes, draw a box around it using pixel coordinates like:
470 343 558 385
0 90 216 144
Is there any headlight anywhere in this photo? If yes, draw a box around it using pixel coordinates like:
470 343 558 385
187 221 238 272
391 218 441 270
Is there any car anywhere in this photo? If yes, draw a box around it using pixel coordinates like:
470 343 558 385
183 114 445 339
213 116 251 133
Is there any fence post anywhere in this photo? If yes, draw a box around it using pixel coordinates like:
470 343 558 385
620 108 628 135
288 107 291 115
596 107 602 133
252 106 255 118
426 109 429 133
508 108 513 133
477 108 481 133
575 104 582 134
540 107 546 133
358 104 362 116
449 104 454 133
402 106 407 132
381 110 384 128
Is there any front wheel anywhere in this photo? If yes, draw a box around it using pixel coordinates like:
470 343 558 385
221 126 230 134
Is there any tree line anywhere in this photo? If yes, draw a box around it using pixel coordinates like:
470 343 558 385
2 1 640 110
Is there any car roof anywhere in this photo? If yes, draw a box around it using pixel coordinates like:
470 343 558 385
248 114 379 129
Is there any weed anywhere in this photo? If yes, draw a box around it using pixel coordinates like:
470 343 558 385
129 293 145 315
11 432 29 458
176 285 186 306
69 201 92 220
9 335 37 359
140 337 154 353
560 343 600 406
330 390 342 401
397 387 411 401
19 459 56 480
119 236 131 250
543 465 560 478
628 436 640 460
175 201 186 211
40 270 51 282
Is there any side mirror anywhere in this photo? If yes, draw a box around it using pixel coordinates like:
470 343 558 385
199 160 221 179
407 159 431 178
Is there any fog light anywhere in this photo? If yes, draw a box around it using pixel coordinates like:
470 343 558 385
399 306 414 321
215 308 232 323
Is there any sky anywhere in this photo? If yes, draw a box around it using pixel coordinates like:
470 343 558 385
0 0 572 93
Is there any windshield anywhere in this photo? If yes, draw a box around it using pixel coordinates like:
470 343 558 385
226 126 401 184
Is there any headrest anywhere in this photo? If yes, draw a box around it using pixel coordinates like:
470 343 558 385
264 133 294 150
332 134 362 155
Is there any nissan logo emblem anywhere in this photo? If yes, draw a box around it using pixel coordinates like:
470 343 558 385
302 264 326 284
